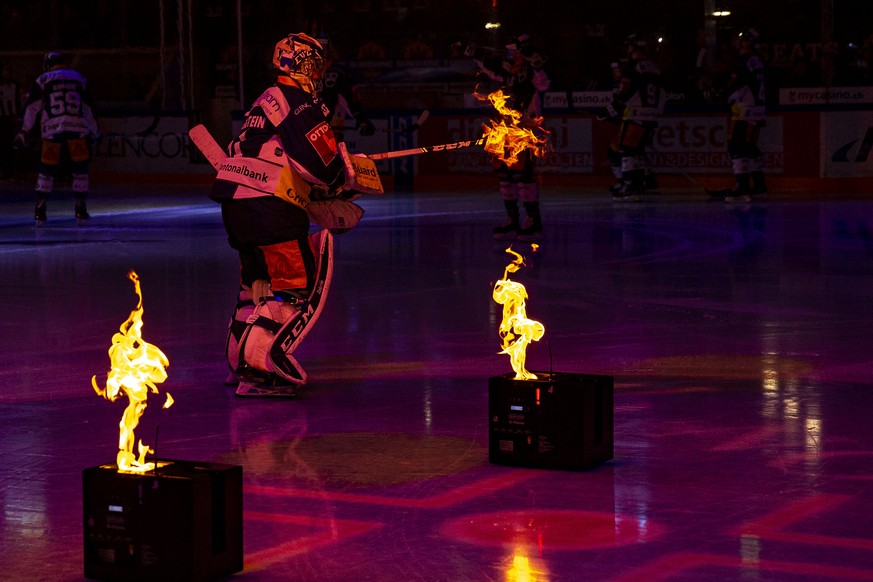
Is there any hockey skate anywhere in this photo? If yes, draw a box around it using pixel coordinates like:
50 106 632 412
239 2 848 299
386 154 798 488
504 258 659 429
517 217 543 241
613 183 643 203
723 191 752 204
75 203 90 226
492 218 519 241
235 373 300 398
34 204 46 227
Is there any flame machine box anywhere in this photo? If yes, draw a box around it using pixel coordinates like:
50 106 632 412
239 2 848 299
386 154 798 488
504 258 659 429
489 372 614 470
83 460 243 581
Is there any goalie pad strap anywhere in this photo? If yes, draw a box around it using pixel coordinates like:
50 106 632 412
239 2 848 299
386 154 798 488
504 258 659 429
225 290 255 373
249 313 284 334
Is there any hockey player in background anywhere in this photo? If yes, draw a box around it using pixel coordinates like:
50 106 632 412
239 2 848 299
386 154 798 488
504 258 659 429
608 34 664 202
209 32 373 397
467 33 551 241
599 59 628 197
315 33 375 141
709 27 767 203
15 51 101 226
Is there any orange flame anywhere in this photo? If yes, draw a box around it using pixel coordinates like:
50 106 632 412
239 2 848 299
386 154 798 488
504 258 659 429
477 89 551 165
493 246 545 380
92 270 171 473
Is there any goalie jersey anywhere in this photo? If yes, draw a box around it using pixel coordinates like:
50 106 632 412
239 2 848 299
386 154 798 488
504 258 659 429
209 77 346 209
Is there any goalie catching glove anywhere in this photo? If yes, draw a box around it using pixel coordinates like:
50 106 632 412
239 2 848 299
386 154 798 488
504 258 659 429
304 143 382 232
307 195 365 234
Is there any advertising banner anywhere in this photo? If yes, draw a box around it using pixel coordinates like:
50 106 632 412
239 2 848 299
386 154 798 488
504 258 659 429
95 115 207 174
821 111 873 177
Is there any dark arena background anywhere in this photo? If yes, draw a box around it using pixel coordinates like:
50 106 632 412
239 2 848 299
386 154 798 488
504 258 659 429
4 1 873 581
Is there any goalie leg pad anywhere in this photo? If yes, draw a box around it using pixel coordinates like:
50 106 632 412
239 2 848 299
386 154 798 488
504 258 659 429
235 230 334 385
268 230 334 383
239 298 307 384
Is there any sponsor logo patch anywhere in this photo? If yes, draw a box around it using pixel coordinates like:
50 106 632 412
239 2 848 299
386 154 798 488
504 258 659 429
307 122 338 164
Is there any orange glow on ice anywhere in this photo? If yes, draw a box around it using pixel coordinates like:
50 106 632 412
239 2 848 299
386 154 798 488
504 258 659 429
92 270 171 473
493 246 545 380
477 89 550 166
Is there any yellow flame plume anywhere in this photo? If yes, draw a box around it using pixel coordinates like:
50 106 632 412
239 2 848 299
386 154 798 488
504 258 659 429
92 270 171 473
493 246 545 380
477 89 551 165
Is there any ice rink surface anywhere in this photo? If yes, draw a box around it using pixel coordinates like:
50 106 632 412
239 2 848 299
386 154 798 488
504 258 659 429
3 180 873 580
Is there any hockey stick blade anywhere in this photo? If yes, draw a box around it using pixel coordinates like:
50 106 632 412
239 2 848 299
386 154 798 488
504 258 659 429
409 110 429 131
188 123 225 170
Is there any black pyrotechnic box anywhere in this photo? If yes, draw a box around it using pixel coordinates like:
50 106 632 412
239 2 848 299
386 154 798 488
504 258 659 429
83 460 243 581
489 372 614 470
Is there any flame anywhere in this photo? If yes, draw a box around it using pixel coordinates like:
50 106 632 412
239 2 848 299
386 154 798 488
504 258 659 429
493 246 545 380
92 270 171 473
477 89 551 165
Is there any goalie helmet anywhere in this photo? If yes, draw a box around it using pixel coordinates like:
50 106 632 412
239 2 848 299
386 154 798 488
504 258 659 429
272 33 325 91
43 51 67 71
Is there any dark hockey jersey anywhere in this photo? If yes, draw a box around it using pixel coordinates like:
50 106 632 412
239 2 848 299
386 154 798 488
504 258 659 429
616 57 665 127
727 53 766 122
210 77 346 206
20 67 99 140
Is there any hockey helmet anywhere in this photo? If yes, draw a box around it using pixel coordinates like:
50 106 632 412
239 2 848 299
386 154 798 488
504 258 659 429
43 51 67 71
625 34 647 53
272 33 325 84
738 26 761 48
505 34 531 54
505 33 545 68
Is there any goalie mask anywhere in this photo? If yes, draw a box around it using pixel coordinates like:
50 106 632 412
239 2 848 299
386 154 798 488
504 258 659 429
273 33 325 93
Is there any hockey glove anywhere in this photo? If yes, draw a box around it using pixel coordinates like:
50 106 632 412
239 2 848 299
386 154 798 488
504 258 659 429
307 199 365 233
596 103 619 122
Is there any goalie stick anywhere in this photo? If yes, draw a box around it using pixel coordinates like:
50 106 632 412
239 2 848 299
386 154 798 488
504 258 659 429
188 123 226 170
369 137 486 160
